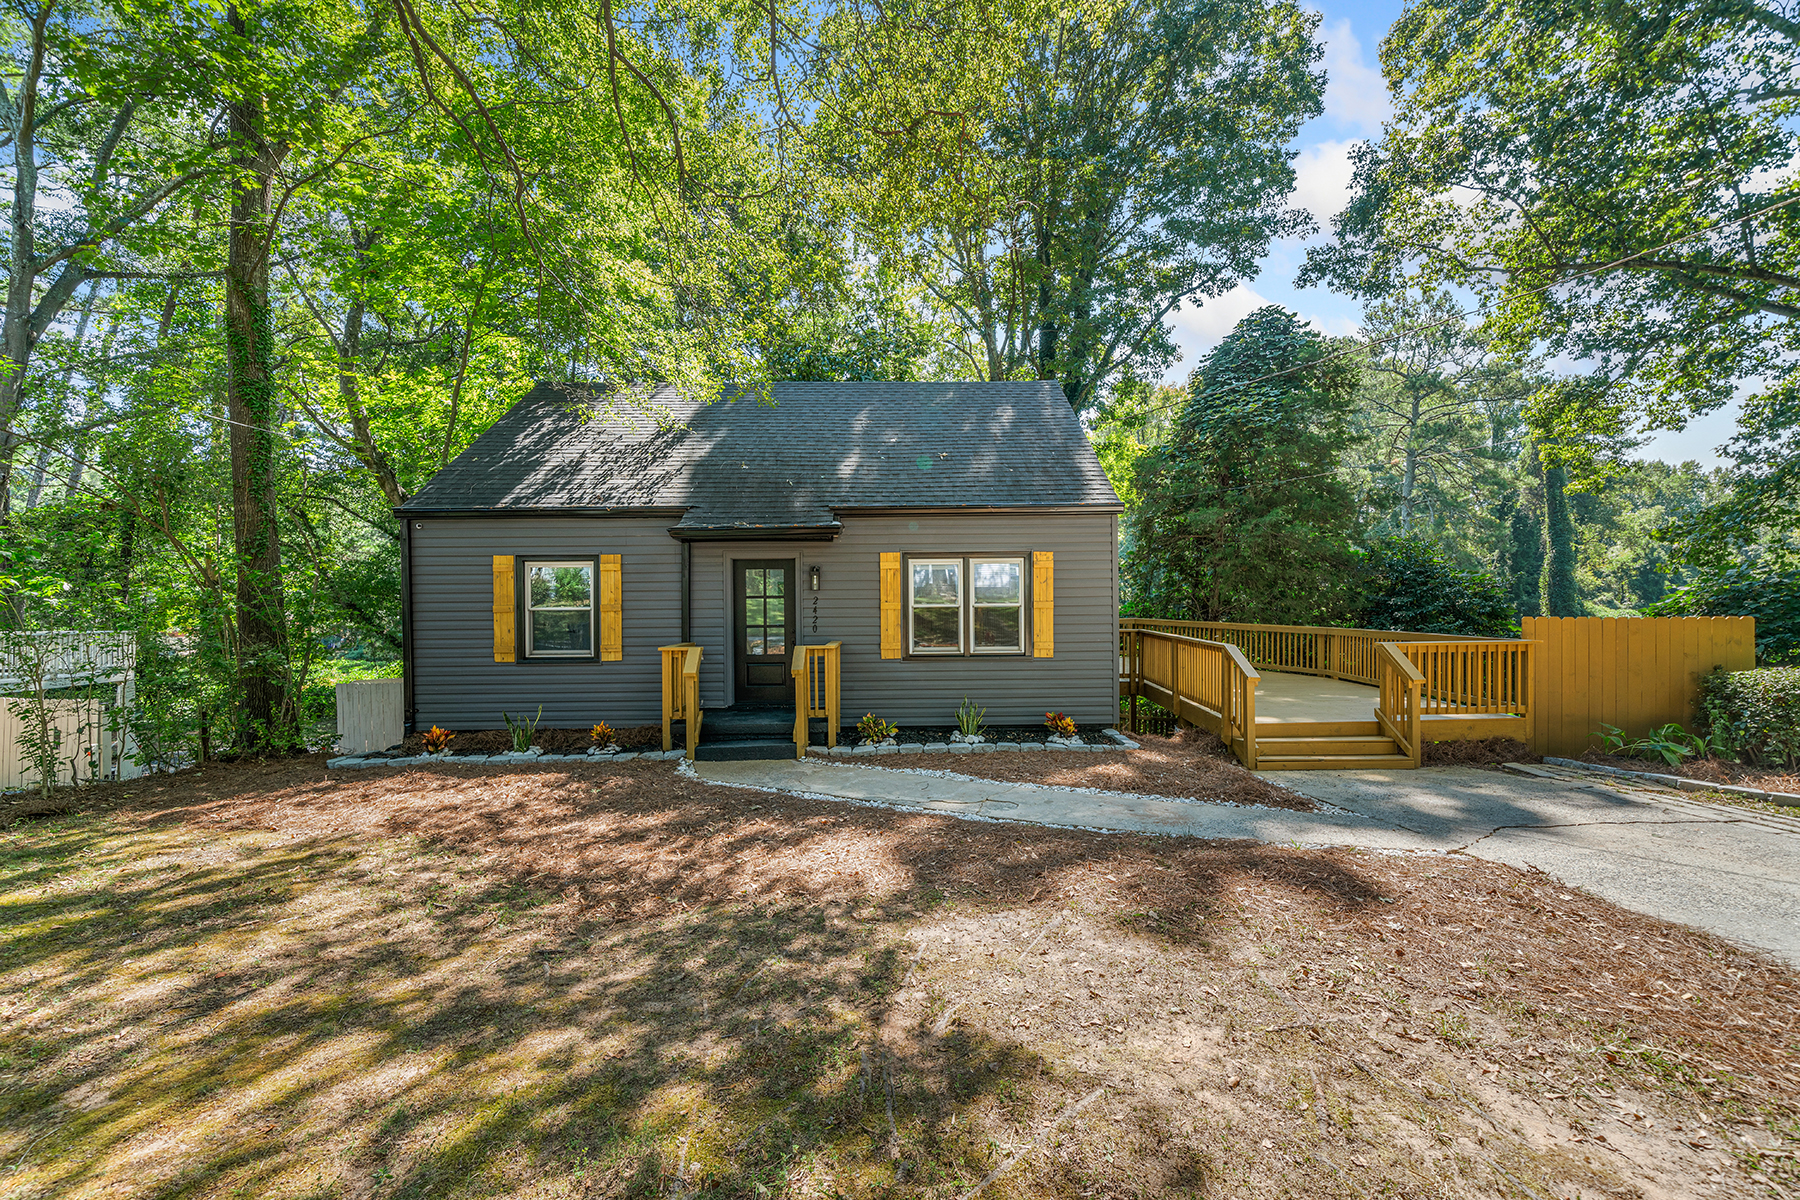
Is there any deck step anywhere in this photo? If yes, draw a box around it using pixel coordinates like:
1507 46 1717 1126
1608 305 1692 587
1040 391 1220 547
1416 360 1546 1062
1257 735 1397 756
1252 720 1380 738
1255 753 1416 771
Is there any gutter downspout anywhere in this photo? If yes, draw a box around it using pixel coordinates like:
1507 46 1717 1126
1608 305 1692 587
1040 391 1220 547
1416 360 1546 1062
399 515 416 734
680 538 692 644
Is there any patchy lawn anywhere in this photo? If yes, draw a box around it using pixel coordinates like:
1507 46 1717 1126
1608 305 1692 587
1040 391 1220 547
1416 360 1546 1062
1577 750 1800 797
1 756 1796 1199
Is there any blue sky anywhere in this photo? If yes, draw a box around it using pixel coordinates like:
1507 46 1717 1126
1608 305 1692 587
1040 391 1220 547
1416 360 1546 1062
1158 1 1739 468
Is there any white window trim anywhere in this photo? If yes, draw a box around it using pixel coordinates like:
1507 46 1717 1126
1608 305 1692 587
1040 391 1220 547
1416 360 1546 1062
969 556 1026 654
523 559 596 658
907 558 965 655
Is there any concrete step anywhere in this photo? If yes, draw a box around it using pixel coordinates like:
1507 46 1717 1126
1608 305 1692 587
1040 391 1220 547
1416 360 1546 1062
693 738 797 762
1255 753 1416 771
1258 735 1398 756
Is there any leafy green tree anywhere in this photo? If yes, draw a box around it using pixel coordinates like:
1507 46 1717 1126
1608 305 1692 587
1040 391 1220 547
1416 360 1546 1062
1357 535 1515 636
844 0 1326 412
1543 462 1581 617
1303 0 1800 483
1127 306 1362 621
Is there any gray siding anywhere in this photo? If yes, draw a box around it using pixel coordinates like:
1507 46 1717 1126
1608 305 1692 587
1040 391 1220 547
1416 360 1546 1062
408 517 683 727
690 512 1119 726
408 510 1119 731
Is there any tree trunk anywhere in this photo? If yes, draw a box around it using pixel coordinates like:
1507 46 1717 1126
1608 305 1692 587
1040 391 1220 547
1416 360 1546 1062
0 5 52 519
224 29 292 751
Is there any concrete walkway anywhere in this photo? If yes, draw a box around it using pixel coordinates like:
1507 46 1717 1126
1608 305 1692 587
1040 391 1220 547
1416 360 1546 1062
692 758 1800 966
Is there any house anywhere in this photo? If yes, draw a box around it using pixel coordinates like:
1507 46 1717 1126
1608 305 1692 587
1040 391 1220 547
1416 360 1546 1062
397 381 1123 740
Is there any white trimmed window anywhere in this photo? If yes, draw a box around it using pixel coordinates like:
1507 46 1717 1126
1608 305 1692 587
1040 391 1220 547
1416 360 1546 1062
906 555 1027 655
908 559 963 653
970 557 1025 652
524 561 594 656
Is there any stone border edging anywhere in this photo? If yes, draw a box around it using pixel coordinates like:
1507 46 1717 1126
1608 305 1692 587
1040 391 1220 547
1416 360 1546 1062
1540 756 1800 807
325 729 1143 771
326 749 689 769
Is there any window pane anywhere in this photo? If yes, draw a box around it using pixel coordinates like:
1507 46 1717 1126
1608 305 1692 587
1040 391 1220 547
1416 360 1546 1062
765 597 785 626
912 606 960 651
746 633 765 656
972 560 1021 605
745 597 765 625
765 570 786 597
532 609 591 653
912 562 960 605
746 568 765 596
973 606 1021 650
530 565 591 608
765 630 787 655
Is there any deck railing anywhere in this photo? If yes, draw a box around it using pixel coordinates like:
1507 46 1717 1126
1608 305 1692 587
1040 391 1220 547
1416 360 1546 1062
1375 642 1425 767
792 641 842 759
659 643 703 759
1122 628 1260 768
1120 618 1532 721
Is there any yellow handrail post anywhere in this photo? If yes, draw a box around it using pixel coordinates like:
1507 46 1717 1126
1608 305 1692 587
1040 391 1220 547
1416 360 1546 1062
683 645 702 760
791 642 842 759
660 643 702 755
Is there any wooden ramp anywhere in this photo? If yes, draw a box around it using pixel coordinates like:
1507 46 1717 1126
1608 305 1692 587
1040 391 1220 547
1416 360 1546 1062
1237 673 1526 770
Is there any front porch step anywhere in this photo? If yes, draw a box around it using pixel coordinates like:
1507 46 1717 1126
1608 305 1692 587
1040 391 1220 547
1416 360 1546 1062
1254 753 1416 771
1257 735 1397 757
693 738 797 762
699 706 802 742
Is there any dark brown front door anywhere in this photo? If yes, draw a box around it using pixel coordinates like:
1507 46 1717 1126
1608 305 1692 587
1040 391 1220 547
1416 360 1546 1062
734 560 795 705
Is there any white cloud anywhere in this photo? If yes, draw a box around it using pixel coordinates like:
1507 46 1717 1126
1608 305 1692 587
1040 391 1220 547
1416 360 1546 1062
1317 17 1390 135
1169 283 1274 348
1292 139 1359 229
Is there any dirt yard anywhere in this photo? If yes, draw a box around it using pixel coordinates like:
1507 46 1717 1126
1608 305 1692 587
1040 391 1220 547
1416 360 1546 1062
2 756 1796 1199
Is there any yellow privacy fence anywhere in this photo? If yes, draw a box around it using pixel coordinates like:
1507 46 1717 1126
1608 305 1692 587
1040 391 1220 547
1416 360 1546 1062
1522 616 1757 757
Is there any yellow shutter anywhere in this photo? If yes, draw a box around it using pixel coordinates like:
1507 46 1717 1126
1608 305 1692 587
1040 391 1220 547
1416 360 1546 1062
1032 551 1054 658
880 552 903 659
599 554 622 661
492 555 516 662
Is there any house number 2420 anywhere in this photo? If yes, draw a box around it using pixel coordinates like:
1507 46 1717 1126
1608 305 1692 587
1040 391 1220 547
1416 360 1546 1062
811 595 819 633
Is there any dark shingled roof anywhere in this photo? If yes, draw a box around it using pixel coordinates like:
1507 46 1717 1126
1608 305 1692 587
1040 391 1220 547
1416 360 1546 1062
402 381 1122 532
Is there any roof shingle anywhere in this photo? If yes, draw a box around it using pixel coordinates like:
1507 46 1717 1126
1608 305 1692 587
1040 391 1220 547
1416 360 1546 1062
402 381 1121 529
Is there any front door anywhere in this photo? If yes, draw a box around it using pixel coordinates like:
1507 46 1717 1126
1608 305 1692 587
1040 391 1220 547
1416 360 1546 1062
734 560 796 706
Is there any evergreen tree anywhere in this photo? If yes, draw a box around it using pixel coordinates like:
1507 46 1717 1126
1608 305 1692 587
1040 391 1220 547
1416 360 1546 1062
1543 463 1581 616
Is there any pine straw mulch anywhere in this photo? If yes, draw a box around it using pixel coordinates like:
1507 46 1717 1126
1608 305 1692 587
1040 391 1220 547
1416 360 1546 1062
399 723 666 755
2 755 1797 1198
858 730 1317 812
1422 737 1540 770
1579 750 1800 797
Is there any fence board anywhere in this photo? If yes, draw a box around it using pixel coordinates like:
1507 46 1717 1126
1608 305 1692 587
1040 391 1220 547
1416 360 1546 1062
336 679 405 755
1521 616 1756 756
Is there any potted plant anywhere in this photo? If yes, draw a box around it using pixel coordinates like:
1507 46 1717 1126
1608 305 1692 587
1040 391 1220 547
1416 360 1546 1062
951 697 987 744
420 725 456 759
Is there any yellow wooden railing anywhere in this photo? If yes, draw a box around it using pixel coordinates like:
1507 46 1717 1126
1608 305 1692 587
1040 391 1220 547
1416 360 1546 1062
1120 619 1533 720
1396 639 1532 719
1120 618 1510 688
659 642 703 760
1375 642 1425 767
1121 628 1260 768
792 642 842 759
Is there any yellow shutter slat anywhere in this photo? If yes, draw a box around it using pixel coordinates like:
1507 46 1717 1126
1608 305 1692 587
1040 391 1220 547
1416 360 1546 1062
599 554 622 661
879 552 902 659
492 555 516 662
1033 551 1054 658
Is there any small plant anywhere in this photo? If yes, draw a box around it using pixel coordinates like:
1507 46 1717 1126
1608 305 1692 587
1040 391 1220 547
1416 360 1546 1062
589 721 615 748
857 712 898 743
1044 711 1077 738
501 705 544 752
421 725 456 754
955 696 986 738
1594 722 1704 767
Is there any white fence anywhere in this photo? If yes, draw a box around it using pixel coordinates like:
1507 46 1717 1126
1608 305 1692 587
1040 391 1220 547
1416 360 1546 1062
0 630 135 691
336 678 404 755
0 696 140 790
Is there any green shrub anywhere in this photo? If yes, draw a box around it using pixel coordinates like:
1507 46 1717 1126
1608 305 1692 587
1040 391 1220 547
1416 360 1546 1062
1356 536 1517 636
1696 667 1800 766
